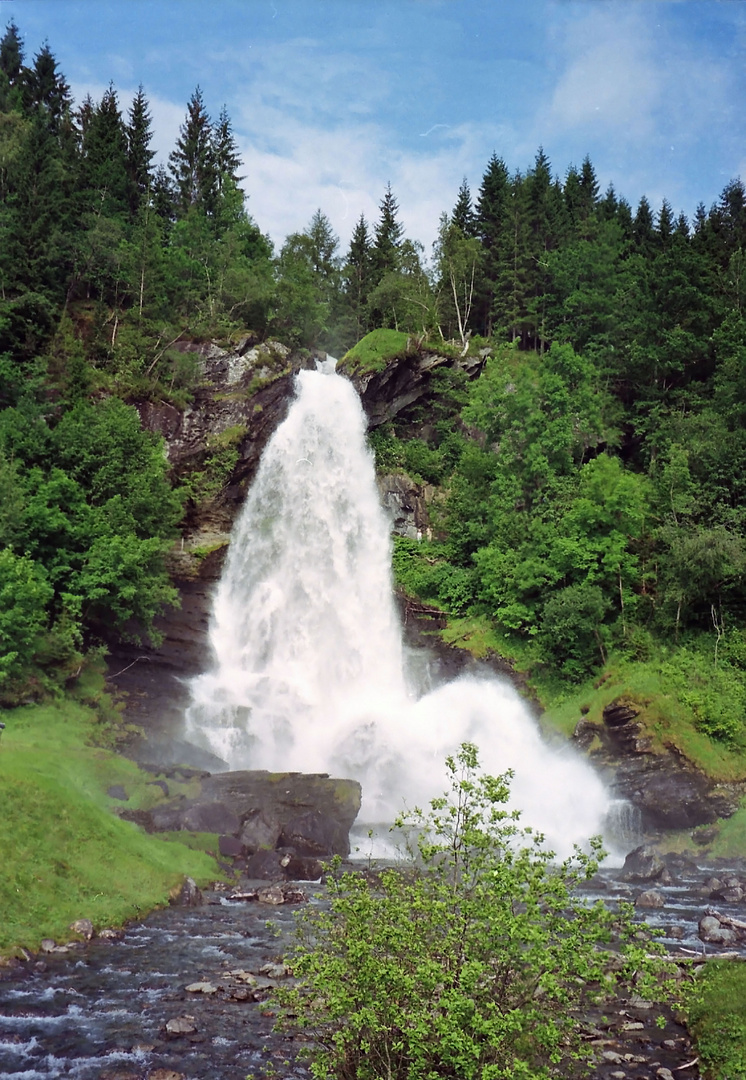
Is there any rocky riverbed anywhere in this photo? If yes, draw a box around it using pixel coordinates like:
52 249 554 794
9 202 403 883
3 852 746 1080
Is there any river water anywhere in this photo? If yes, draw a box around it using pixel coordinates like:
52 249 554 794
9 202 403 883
2 861 746 1079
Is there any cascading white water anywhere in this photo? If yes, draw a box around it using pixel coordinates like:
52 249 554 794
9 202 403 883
185 362 617 859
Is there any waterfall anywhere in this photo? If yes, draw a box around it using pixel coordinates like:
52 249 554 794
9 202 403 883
185 363 617 859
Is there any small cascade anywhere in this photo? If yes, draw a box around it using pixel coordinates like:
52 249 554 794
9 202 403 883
185 363 618 858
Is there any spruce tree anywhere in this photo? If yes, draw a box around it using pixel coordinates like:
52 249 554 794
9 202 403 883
474 153 510 336
212 104 243 195
169 86 217 216
126 84 154 215
452 177 476 237
344 213 374 339
24 42 71 134
372 182 403 279
80 84 130 218
0 21 22 82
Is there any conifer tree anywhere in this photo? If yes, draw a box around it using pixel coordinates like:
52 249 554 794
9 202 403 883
657 199 674 249
212 104 243 195
344 214 375 339
632 195 655 253
372 182 403 279
452 177 476 237
169 86 217 216
24 42 71 134
81 84 129 218
474 153 511 336
0 21 22 82
126 84 154 215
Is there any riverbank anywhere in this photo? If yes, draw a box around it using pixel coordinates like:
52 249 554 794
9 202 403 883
0 683 220 957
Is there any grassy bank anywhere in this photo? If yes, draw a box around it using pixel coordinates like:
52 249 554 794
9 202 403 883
0 691 220 957
686 960 746 1079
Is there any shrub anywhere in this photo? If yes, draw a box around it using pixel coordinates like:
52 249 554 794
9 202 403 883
275 744 669 1080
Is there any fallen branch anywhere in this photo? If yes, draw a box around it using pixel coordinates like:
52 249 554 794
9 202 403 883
673 1059 698 1073
108 656 151 679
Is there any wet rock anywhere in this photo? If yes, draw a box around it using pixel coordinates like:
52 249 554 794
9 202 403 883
98 927 124 941
572 717 602 750
69 918 94 941
257 885 286 905
634 889 665 907
185 981 217 994
107 785 129 801
218 834 245 858
620 845 667 883
181 801 241 835
656 1070 675 1080
164 1015 197 1036
698 915 737 945
258 962 289 979
99 1070 141 1080
279 809 349 857
245 849 291 879
239 808 282 852
284 852 324 880
40 939 57 953
173 877 203 907
594 699 743 830
666 925 685 940
148 1070 185 1080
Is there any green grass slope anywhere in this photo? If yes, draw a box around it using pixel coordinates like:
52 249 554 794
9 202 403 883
0 697 219 956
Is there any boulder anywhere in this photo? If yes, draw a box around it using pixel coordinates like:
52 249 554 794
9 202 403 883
68 918 94 941
698 915 737 946
181 801 241 835
136 770 361 862
218 835 245 858
619 845 667 883
173 877 202 907
636 889 665 909
279 809 349 857
239 809 282 853
245 849 292 879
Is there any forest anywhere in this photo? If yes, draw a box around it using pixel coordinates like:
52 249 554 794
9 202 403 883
1 18 746 765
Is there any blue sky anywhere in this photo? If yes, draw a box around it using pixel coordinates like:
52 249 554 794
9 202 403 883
4 0 746 258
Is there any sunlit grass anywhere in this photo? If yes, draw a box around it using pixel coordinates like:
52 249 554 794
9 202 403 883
0 699 220 956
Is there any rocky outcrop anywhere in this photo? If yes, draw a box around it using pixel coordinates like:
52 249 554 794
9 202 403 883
576 697 743 831
137 338 317 532
346 347 484 428
377 472 437 540
120 770 362 869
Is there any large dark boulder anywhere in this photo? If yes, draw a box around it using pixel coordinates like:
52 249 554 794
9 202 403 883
121 770 362 869
279 809 350 857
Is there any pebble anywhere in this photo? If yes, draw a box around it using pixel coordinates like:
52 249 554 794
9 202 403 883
656 1070 675 1080
610 1072 626 1079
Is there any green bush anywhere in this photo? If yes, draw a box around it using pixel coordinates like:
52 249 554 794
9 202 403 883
686 960 746 1079
275 744 669 1080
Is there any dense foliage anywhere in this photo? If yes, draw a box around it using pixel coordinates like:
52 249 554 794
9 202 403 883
275 744 670 1080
